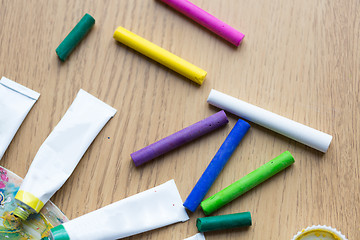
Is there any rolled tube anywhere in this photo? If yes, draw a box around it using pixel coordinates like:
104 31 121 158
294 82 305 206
131 111 229 166
113 26 207 85
0 77 40 160
196 212 252 232
183 119 250 212
201 151 295 215
56 13 95 61
184 233 205 240
207 89 332 152
46 180 189 240
14 89 116 220
160 0 245 46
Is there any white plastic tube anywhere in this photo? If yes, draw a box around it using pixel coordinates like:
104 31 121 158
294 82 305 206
0 77 40 159
184 233 206 240
47 179 189 240
207 89 332 152
14 89 117 220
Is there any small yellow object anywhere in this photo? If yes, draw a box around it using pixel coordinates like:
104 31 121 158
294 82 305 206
113 26 207 85
292 225 347 240
15 190 44 213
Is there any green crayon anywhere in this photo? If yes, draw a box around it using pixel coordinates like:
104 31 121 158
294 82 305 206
56 13 95 61
201 151 295 215
196 212 252 232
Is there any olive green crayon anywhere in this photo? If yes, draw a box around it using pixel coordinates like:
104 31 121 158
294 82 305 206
201 151 295 215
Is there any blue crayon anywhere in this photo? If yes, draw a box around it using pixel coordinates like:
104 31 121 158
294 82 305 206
183 119 250 212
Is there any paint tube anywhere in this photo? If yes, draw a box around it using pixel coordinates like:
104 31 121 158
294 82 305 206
184 233 206 240
45 180 189 240
14 89 117 220
0 77 40 160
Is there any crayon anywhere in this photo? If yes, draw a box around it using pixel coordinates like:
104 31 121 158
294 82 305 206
183 119 250 212
113 26 207 85
207 89 332 152
56 13 95 61
160 0 244 46
131 111 228 166
201 151 295 215
196 212 252 232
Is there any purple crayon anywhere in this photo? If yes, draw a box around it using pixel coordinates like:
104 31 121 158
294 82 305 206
131 111 229 166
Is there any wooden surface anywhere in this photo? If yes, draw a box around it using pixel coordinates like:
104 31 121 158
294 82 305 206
1 0 359 239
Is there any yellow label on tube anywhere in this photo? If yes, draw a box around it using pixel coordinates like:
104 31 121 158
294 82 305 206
15 190 44 213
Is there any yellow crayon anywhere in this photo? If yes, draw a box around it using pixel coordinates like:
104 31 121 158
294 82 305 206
113 27 207 85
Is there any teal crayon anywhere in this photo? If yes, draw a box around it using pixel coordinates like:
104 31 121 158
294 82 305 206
197 212 252 232
56 13 95 61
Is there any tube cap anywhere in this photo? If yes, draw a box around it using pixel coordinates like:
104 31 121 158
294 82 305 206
292 225 347 240
49 225 70 240
15 190 45 214
13 206 30 221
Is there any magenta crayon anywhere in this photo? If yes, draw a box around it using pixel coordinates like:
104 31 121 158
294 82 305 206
159 0 245 46
131 111 229 166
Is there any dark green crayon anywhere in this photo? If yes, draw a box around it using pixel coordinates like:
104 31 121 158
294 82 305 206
56 13 95 61
196 212 252 232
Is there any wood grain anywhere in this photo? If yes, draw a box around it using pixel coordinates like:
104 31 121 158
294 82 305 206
0 0 359 239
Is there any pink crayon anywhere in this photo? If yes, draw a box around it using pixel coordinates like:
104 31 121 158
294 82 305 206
160 0 244 46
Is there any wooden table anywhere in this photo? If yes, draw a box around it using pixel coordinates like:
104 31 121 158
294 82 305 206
1 0 359 239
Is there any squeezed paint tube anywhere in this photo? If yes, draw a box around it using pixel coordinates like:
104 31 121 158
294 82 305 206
45 180 189 240
184 233 206 240
14 89 117 220
0 77 40 160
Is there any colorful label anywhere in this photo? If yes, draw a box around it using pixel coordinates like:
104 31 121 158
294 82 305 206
0 166 68 239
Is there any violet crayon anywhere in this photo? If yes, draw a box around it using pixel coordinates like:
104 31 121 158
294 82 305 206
131 111 229 166
183 119 250 212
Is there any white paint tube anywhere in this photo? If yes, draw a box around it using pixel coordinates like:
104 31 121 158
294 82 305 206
0 77 40 160
14 89 117 220
184 233 206 240
46 180 189 240
207 89 333 152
